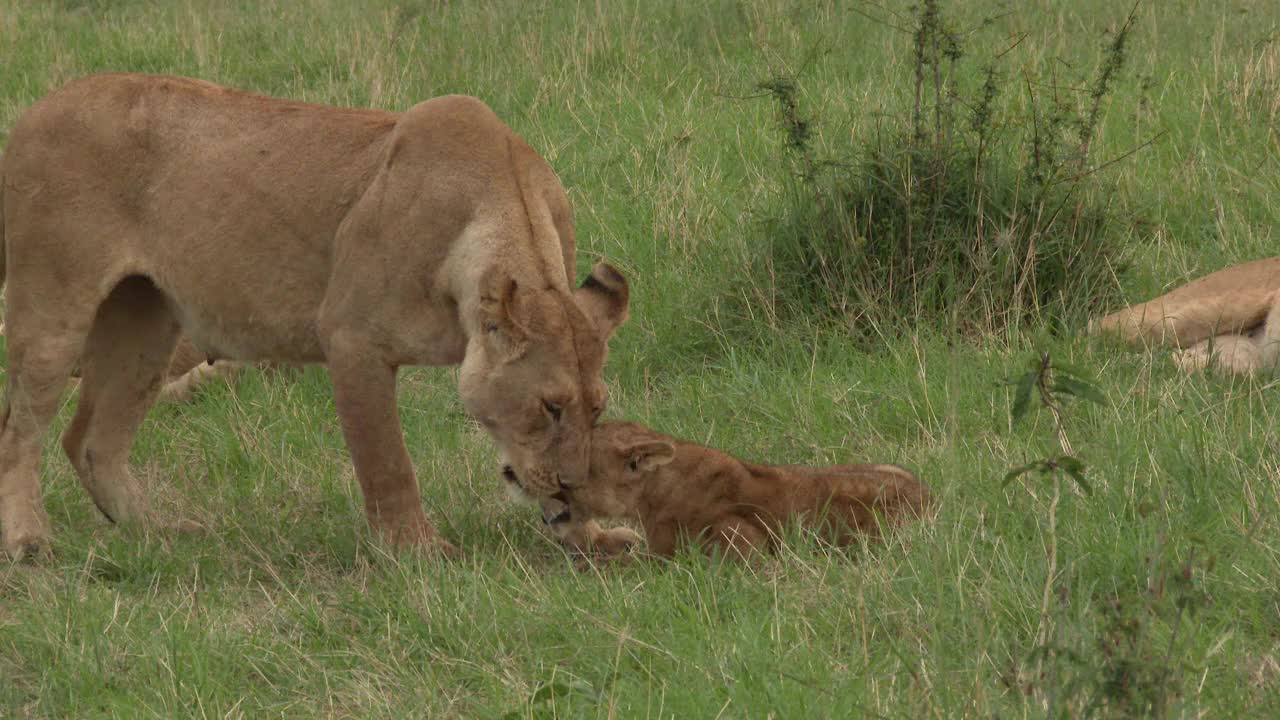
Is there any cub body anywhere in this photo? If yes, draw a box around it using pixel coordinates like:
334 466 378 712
561 421 933 560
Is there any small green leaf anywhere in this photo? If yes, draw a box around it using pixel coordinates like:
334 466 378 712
1003 461 1043 486
1056 455 1093 494
1052 376 1106 406
1011 371 1037 422
1055 455 1086 473
1048 359 1093 381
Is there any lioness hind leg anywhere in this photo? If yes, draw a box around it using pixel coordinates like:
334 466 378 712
61 277 180 525
0 328 85 559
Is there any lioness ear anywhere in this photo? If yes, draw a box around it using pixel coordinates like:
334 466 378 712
574 262 630 339
624 440 675 472
478 272 529 357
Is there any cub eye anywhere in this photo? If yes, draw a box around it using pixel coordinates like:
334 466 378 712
543 400 563 422
591 406 604 424
626 457 640 472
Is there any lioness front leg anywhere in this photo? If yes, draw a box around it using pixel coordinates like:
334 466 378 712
327 344 456 555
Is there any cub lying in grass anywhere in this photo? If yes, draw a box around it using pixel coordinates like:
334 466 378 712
553 421 933 560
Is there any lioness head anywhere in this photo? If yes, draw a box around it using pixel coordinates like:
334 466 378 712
566 421 675 520
460 262 630 499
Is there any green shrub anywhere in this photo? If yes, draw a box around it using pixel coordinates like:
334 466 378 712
750 0 1146 338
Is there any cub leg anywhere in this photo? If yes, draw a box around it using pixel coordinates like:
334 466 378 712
158 360 243 403
545 511 643 557
0 320 87 559
61 277 180 525
325 336 455 555
708 515 771 560
512 482 643 559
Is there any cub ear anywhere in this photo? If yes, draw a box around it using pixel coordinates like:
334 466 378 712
624 440 676 472
574 262 630 340
478 271 529 357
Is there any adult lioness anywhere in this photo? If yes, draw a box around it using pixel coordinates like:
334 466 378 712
0 73 629 559
1094 257 1280 374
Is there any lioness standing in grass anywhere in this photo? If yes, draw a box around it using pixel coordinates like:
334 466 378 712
0 73 632 560
546 421 933 560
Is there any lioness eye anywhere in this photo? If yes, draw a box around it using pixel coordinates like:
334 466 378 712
543 400 563 422
626 457 640 472
591 406 604 424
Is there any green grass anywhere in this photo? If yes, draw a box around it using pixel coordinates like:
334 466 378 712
3 0 1280 716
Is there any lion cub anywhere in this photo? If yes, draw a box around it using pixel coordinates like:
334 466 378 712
558 421 932 560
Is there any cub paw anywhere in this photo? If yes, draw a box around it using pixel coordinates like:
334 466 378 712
591 526 643 557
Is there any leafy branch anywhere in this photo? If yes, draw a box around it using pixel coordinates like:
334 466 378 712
1004 352 1105 494
1001 351 1106 712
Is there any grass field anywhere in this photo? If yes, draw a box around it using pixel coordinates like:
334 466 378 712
2 0 1280 717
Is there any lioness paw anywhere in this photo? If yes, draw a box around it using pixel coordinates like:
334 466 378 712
2 534 53 564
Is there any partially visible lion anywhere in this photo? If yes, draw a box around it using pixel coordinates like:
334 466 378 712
157 337 246 403
1093 257 1280 374
541 420 933 561
0 73 632 560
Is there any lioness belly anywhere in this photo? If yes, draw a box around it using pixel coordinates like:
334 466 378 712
164 293 325 364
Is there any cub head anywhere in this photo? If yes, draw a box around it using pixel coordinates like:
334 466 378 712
460 262 629 500
565 421 676 520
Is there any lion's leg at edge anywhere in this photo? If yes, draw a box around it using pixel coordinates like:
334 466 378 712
0 328 85 559
62 277 180 524
326 339 456 555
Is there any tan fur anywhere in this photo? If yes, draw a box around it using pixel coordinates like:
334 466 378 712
561 422 934 561
1095 257 1280 375
0 324 239 403
0 73 631 559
